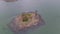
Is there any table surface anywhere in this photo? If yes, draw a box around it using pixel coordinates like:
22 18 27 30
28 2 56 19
0 0 60 34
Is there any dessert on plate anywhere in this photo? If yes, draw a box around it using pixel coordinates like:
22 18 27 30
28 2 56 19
8 10 45 33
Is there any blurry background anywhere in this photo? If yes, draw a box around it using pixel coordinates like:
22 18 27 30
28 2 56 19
0 0 60 34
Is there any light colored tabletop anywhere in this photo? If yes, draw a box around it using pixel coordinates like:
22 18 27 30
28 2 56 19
0 0 60 34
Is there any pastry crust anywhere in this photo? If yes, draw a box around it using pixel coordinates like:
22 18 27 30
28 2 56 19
8 10 45 33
